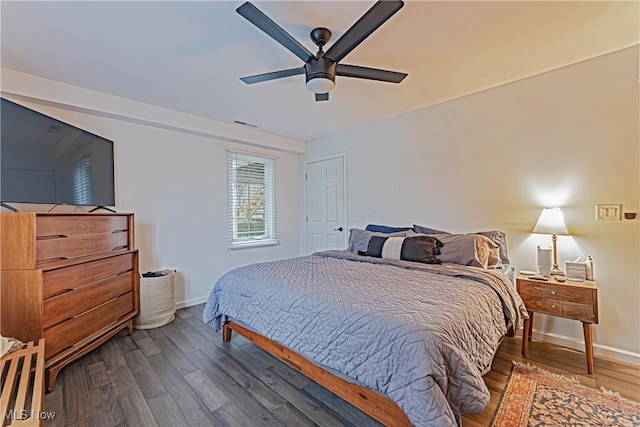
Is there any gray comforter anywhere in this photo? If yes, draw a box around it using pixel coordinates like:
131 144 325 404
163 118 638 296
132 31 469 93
203 250 527 426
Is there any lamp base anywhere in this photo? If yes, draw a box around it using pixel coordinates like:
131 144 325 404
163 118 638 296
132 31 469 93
550 233 565 277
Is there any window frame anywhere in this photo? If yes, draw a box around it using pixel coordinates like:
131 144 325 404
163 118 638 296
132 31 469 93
227 149 278 250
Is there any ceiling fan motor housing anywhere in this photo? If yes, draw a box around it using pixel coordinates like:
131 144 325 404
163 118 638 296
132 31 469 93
305 57 336 84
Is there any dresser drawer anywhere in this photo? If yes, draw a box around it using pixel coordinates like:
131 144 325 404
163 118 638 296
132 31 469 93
36 235 93 264
92 232 129 253
92 216 129 234
43 271 135 329
36 216 92 238
44 292 135 358
42 253 136 298
36 233 129 264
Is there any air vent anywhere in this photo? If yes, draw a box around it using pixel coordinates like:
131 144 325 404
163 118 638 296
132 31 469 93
233 120 258 128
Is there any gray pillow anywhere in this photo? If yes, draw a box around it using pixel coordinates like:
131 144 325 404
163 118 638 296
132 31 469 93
436 234 498 268
413 226 510 265
407 230 498 268
413 224 450 235
348 228 408 253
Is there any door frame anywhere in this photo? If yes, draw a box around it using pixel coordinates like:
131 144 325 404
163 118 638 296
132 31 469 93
304 152 348 254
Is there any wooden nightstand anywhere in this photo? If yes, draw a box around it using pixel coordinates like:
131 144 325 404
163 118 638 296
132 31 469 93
516 275 599 374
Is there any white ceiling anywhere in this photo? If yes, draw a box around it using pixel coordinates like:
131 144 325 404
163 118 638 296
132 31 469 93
1 1 637 142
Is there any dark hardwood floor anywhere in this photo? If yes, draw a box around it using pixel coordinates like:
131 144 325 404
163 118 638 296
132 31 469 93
45 304 640 426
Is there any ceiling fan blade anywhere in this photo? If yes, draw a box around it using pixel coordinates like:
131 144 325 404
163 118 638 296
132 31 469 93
323 1 404 63
236 2 314 63
336 64 407 83
315 93 329 102
240 67 305 84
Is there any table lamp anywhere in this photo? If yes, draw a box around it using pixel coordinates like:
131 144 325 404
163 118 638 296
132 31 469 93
532 207 569 276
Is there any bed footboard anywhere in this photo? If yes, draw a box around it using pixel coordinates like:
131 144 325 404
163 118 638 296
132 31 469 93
222 320 412 427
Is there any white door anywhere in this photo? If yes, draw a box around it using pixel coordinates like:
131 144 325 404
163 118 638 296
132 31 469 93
306 156 346 253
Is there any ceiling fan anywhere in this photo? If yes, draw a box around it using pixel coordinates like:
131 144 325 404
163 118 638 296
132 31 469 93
236 1 408 102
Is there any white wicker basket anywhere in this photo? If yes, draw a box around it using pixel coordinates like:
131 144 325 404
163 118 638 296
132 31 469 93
134 271 176 329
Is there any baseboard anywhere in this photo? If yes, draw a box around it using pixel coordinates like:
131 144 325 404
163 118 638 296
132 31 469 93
531 329 640 367
175 295 208 309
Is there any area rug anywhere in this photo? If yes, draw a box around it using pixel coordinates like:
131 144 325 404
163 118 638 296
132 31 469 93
491 361 639 426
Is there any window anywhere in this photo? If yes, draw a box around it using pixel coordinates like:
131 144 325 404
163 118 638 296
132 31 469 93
72 155 92 204
227 150 277 248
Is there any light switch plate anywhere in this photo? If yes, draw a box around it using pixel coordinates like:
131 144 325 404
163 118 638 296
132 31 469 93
596 204 621 221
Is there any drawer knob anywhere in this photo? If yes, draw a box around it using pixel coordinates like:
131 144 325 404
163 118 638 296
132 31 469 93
550 290 556 295
552 304 557 309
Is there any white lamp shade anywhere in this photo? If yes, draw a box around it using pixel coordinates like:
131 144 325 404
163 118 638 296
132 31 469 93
306 77 335 93
533 207 569 235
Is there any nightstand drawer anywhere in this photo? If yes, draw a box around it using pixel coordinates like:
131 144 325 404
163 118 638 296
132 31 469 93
517 280 595 305
521 297 596 323
517 277 598 324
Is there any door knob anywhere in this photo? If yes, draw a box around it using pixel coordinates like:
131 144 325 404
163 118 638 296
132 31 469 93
334 227 343 232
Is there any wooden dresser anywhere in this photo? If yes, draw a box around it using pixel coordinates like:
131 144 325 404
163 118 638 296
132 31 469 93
0 213 139 392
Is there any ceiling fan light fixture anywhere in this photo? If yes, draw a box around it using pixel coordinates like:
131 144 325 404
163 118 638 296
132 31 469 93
306 77 335 94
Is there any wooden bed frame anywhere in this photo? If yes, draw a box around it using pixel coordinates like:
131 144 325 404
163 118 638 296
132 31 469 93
222 321 413 426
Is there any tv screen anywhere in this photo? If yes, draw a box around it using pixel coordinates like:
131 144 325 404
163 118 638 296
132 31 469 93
1 98 115 207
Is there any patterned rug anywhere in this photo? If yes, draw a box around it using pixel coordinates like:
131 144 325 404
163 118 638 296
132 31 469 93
491 361 640 426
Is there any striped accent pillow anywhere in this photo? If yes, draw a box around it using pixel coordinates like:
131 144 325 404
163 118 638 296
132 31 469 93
360 235 442 264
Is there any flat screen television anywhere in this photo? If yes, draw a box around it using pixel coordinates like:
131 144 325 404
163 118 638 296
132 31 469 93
1 98 115 207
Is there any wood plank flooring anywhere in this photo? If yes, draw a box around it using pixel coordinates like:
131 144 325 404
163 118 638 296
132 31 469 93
45 304 640 426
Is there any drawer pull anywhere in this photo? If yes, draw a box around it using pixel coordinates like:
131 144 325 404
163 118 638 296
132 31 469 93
40 256 69 263
552 304 558 309
117 269 134 276
550 290 556 295
112 245 128 251
44 317 76 331
47 288 75 298
37 234 68 240
111 229 128 233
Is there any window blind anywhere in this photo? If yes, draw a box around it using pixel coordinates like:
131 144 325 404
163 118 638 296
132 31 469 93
227 150 277 248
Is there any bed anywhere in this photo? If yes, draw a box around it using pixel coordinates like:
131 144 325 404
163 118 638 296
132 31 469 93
203 230 526 427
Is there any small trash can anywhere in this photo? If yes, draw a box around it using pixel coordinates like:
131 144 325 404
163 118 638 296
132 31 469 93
134 269 176 329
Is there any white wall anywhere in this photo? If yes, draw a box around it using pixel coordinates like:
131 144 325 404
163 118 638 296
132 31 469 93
304 46 640 365
2 69 305 308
